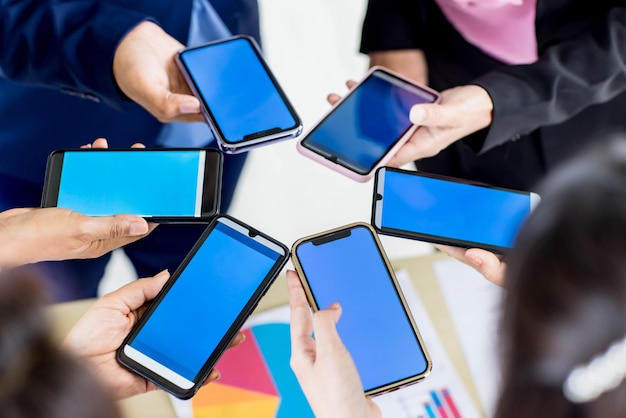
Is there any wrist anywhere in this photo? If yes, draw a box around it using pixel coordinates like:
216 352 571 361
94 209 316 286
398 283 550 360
0 222 15 268
463 85 494 131
0 222 33 268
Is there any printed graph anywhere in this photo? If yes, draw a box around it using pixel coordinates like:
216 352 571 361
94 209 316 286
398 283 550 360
411 388 463 418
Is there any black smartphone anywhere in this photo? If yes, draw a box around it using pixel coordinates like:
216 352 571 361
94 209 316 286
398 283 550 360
372 167 541 253
297 66 439 182
117 215 289 399
292 223 431 396
41 148 222 223
176 35 302 154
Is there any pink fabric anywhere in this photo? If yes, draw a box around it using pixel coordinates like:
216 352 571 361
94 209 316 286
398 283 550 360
434 0 538 64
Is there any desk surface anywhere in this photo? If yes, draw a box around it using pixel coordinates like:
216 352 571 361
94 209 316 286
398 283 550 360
48 252 484 418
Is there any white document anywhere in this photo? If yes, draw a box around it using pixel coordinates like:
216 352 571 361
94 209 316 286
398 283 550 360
433 258 504 416
373 271 482 418
171 269 487 418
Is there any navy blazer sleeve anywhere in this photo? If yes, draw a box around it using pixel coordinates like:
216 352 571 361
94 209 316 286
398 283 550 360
472 8 626 153
0 0 150 108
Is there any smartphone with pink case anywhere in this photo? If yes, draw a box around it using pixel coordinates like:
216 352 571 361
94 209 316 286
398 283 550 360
297 66 439 182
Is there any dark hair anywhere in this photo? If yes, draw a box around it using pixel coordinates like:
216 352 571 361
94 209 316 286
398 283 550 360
495 141 626 418
0 269 120 418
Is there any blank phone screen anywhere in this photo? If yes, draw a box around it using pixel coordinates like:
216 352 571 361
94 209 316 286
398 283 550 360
301 70 437 174
295 225 428 392
179 37 298 143
380 169 532 248
57 150 206 217
128 220 282 381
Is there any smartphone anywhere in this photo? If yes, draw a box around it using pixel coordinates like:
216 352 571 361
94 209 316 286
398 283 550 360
297 66 439 182
372 167 541 253
292 223 431 396
117 215 289 399
41 148 222 223
176 35 302 154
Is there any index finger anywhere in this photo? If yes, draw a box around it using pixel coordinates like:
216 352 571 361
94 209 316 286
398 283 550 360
287 270 315 361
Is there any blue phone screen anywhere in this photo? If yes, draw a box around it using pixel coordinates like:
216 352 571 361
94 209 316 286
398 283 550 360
129 220 282 381
179 37 298 143
295 225 428 391
380 170 532 248
302 70 436 174
57 150 205 217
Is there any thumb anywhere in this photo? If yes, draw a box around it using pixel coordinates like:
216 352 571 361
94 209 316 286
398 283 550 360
103 269 170 311
83 214 149 241
409 103 449 127
465 248 506 286
171 93 201 115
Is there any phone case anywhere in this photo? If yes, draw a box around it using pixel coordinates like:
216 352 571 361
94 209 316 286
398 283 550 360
117 214 289 399
371 166 541 254
291 222 432 396
40 148 223 223
296 66 440 182
176 35 303 154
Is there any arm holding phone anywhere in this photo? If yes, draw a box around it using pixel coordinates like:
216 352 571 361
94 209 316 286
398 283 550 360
0 207 151 269
0 1 201 122
113 21 203 123
287 270 382 418
64 270 245 399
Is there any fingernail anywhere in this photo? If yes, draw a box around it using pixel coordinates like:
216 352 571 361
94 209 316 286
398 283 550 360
467 254 483 267
154 269 169 279
129 221 149 235
179 100 200 114
328 302 341 310
410 107 426 124
213 370 221 381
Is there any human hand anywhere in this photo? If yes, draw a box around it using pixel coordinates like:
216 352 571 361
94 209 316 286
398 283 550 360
327 80 357 106
0 208 153 268
64 270 246 399
434 244 506 286
113 21 203 123
388 85 493 167
81 137 146 149
287 270 382 418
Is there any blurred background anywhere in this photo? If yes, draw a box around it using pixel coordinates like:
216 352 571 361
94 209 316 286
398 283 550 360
99 0 434 295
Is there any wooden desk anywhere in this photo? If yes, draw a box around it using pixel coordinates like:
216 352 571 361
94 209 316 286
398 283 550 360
48 252 484 417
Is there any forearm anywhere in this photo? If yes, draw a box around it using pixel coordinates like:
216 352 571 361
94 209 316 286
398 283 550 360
473 8 626 152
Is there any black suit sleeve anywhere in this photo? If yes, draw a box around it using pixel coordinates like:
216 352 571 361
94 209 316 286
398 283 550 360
473 7 626 153
0 0 149 108
360 0 425 53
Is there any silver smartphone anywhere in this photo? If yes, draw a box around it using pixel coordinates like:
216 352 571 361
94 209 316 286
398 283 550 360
176 35 302 154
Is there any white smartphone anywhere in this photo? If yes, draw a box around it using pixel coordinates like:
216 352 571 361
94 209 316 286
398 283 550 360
117 215 289 399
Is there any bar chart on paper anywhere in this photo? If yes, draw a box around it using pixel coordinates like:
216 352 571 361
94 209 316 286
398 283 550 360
373 272 481 418
404 388 463 418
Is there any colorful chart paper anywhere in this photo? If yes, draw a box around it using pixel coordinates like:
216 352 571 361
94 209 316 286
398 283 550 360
190 323 314 418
